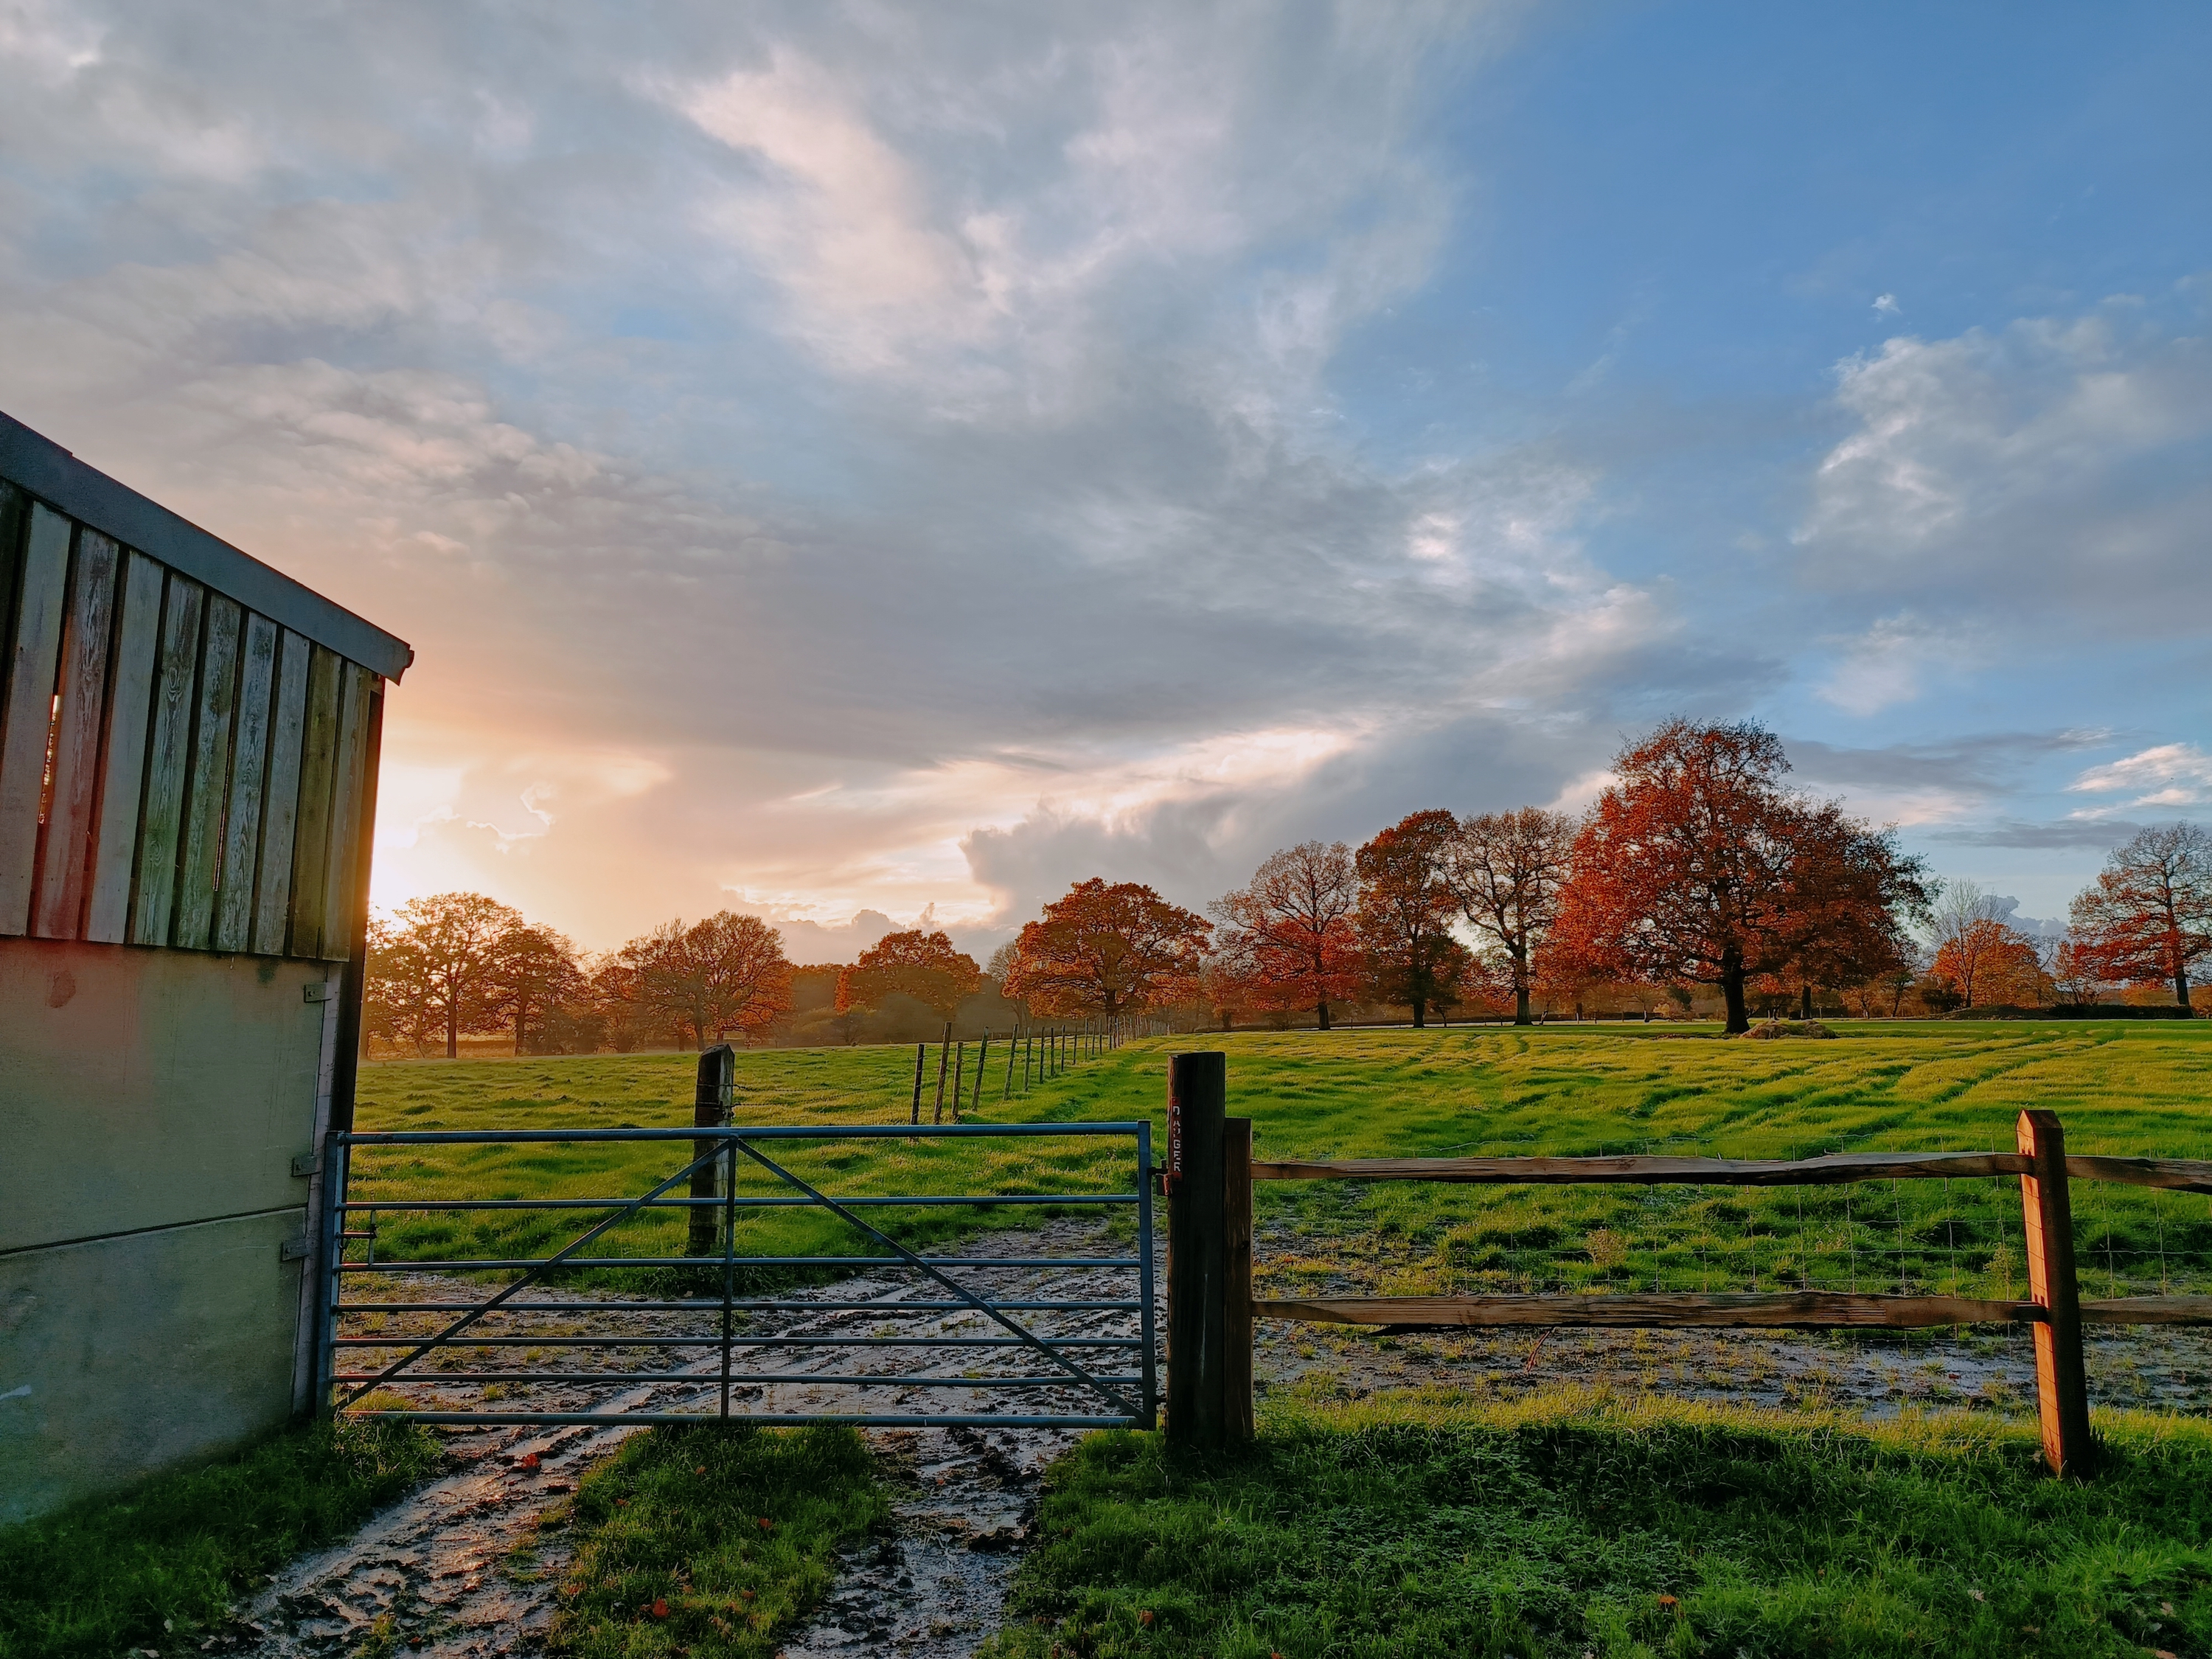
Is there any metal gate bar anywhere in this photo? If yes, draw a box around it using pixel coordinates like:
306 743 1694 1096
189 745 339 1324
323 1119 1155 1429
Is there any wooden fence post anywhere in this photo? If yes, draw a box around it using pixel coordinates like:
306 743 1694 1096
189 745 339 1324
688 1044 735 1257
2018 1109 2095 1477
910 1041 925 1125
932 1023 952 1122
1224 1115 1254 1443
1166 1051 1230 1446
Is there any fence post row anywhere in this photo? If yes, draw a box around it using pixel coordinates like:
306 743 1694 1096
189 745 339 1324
1163 1060 2212 1474
687 1043 735 1257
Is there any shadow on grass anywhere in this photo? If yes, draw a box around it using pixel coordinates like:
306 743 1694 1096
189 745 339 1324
982 1388 2212 1659
0 1418 442 1659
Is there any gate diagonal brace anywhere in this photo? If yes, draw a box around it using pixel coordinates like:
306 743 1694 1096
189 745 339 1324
334 1143 727 1413
728 1136 1141 1420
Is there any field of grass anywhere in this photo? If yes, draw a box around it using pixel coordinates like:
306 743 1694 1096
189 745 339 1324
978 1391 2212 1659
351 1023 2212 1301
0 1419 439 1659
535 1423 888 1659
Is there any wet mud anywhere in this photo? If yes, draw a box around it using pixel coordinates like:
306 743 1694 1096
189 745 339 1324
215 1220 2210 1659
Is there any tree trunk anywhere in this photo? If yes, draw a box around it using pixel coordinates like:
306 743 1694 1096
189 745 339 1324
1721 959 1750 1034
1316 1000 1330 1031
1411 997 1427 1029
1514 985 1531 1026
446 1005 458 1060
1800 984 1813 1021
2179 965 2193 1009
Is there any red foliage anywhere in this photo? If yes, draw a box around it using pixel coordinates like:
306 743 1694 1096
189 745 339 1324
1002 879 1211 1019
1209 841 1363 1029
835 929 981 1018
2068 824 2212 1007
1354 810 1473 1027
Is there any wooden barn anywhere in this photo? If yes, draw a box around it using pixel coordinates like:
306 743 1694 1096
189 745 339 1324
0 411 410 1523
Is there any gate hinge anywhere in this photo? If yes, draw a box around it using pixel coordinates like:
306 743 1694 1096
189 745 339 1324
279 1234 313 1262
303 981 335 1004
291 1150 319 1178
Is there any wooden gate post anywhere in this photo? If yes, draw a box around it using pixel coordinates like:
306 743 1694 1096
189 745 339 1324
1166 1051 1228 1446
2017 1109 2095 1477
689 1044 735 1258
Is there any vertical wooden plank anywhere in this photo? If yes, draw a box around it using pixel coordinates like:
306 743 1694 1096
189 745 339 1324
316 661 372 960
689 1046 737 1257
212 612 279 951
2018 1110 2096 1477
0 502 74 935
83 551 164 942
173 594 241 950
1222 1116 1255 1444
286 644 341 958
31 527 117 936
1166 1049 1228 1447
252 627 311 954
130 574 205 945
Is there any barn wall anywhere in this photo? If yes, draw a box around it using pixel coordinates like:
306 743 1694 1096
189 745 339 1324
0 938 338 1524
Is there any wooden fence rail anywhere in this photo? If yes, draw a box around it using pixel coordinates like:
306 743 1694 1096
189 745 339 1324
1164 1054 2212 1478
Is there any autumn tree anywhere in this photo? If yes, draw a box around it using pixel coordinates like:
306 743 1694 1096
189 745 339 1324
1355 810 1468 1028
369 891 524 1058
363 917 437 1055
1002 879 1211 1020
2068 823 2212 1008
835 930 982 1020
1209 841 1362 1029
619 911 794 1049
1551 720 1929 1034
489 923 588 1054
1444 808 1576 1026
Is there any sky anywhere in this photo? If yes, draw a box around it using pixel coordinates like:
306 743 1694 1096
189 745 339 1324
3 1 2208 961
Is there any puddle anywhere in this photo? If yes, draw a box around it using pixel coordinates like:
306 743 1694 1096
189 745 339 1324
204 1220 2209 1658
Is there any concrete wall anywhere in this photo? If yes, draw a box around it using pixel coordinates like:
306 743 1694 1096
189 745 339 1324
0 938 336 1524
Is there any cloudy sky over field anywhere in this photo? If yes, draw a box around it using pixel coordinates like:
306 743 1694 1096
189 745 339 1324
3 1 2208 954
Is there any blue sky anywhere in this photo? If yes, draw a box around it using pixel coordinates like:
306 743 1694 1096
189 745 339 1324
2 1 2206 953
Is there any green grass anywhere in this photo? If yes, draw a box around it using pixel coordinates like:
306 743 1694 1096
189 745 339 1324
539 1423 889 1659
352 1024 2212 1301
0 1418 441 1659
979 1391 2212 1659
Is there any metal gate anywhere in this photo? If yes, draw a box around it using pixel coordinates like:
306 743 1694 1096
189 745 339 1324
319 1121 1155 1430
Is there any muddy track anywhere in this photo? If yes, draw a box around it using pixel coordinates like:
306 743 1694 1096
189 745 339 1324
204 1220 2211 1659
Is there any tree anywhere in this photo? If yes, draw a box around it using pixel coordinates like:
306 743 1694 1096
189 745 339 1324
1444 808 1576 1026
363 917 437 1055
1209 842 1362 1029
619 911 794 1049
1354 810 1466 1028
488 923 588 1054
835 930 981 1020
372 891 524 1058
1001 879 1211 1020
2068 823 2212 1008
1551 720 1929 1034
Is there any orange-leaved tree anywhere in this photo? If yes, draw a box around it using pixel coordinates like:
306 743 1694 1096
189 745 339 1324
2068 823 2212 1008
1209 841 1362 1029
1002 879 1211 1020
1354 810 1470 1028
618 911 793 1049
1552 720 1927 1034
369 891 524 1057
835 929 981 1020
1933 919 2048 1008
1444 807 1577 1026
488 922 588 1054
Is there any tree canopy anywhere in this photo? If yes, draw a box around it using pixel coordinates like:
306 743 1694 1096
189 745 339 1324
1444 807 1576 1026
1210 841 1362 1029
1002 878 1210 1019
835 929 981 1019
1354 810 1471 1028
2068 823 2212 1007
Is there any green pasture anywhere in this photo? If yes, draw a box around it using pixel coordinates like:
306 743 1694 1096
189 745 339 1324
980 1391 2212 1659
350 1023 2212 1299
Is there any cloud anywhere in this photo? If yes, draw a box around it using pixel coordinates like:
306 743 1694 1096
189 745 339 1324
2066 742 2212 807
1795 307 2212 636
1872 293 1899 315
1926 818 2143 850
1815 612 1981 715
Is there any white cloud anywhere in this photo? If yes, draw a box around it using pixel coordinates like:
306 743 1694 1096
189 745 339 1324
2066 743 2212 807
1815 612 1982 715
1872 293 1898 314
1795 307 2212 636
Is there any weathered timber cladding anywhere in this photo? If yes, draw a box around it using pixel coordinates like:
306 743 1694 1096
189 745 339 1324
0 465 396 962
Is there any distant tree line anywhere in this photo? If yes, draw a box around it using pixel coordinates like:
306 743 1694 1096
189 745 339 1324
364 720 2212 1055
